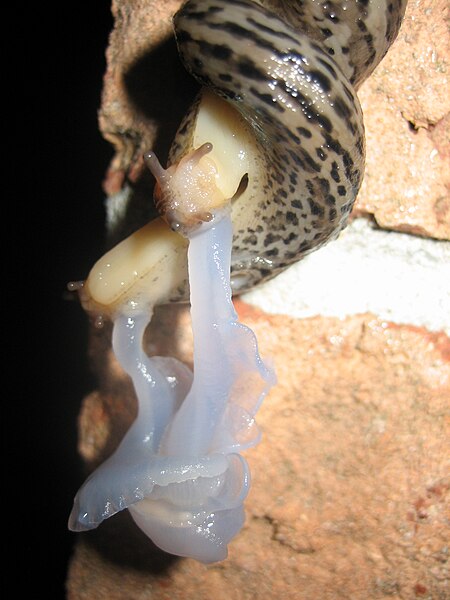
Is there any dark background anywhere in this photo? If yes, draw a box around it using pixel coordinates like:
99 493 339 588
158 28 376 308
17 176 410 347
11 3 115 596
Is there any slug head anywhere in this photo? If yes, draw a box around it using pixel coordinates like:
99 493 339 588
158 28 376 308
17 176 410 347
145 143 228 236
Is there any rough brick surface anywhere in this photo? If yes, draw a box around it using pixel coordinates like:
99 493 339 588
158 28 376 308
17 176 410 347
355 0 450 240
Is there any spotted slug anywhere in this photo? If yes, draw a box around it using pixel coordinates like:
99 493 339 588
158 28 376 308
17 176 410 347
79 0 408 319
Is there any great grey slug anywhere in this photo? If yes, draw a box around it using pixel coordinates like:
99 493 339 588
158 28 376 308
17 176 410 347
168 0 408 292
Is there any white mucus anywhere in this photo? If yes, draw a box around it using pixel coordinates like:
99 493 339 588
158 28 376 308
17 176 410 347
68 211 275 563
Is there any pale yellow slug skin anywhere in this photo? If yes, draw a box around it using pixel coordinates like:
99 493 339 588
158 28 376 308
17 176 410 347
80 217 188 319
82 91 257 320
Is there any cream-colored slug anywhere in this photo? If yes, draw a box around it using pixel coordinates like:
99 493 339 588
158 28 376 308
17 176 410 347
69 0 408 564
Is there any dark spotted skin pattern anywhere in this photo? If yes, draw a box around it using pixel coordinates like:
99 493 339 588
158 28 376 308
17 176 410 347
169 0 408 294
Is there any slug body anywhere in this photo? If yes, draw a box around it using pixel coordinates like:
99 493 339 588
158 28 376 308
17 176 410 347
69 0 408 563
170 0 408 293
81 0 408 318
